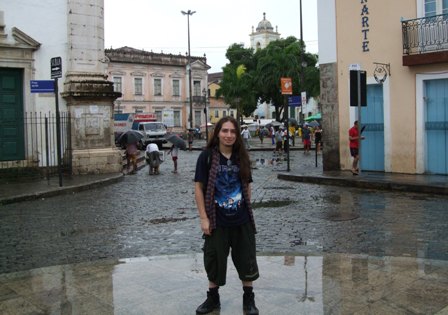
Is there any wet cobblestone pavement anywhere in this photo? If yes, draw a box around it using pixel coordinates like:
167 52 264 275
1 147 448 314
1 149 447 275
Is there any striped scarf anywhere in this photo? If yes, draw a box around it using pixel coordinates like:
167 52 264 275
204 148 257 233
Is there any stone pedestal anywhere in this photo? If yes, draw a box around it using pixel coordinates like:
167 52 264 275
71 148 122 174
62 72 122 174
320 63 340 171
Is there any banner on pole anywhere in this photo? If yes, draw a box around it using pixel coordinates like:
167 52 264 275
281 77 293 95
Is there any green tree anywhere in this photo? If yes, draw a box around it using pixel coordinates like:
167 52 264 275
216 44 257 123
218 38 319 121
254 36 319 120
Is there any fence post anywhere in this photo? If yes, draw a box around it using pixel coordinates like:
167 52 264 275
45 116 50 181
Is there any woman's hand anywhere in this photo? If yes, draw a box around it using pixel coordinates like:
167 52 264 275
200 217 211 235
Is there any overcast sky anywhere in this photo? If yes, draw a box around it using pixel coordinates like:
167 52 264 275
104 0 318 73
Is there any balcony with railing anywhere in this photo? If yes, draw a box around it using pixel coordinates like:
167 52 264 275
402 13 448 66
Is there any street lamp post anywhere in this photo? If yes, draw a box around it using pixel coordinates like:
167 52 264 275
202 88 208 141
299 0 305 125
181 9 196 129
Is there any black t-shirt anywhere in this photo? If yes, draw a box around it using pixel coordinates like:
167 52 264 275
194 150 250 227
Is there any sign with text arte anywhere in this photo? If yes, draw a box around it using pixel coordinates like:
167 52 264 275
30 80 54 93
281 77 293 95
288 96 301 107
51 57 62 79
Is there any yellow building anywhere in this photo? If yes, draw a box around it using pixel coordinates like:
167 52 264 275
318 0 448 175
207 72 236 124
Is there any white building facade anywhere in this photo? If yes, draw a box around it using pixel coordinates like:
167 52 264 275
0 0 122 175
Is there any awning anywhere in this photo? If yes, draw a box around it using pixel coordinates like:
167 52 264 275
304 113 321 121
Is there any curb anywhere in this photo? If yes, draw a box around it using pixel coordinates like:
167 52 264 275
277 173 448 195
0 173 124 205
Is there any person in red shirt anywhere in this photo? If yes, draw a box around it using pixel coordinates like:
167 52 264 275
349 121 365 175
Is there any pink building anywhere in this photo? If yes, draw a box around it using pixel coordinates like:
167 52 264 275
106 46 210 132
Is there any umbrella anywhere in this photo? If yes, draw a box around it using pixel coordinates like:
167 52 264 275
265 121 283 129
304 113 322 121
166 133 187 150
306 120 320 128
117 130 144 145
288 118 298 127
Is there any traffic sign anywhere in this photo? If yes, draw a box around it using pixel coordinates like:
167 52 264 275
51 57 62 79
30 80 54 93
288 96 301 107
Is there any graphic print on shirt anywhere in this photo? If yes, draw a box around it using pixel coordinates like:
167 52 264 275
214 163 243 216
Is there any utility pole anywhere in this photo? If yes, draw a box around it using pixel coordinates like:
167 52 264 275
181 10 196 129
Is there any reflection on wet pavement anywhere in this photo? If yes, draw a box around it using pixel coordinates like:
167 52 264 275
1 253 447 315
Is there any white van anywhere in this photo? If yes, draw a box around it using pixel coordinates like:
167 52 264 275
137 122 167 149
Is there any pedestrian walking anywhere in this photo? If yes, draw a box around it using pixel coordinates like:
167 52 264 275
274 127 283 156
241 125 251 150
270 125 275 145
194 116 259 315
302 124 311 155
167 144 179 173
314 126 322 154
256 127 264 144
349 120 365 175
187 129 194 151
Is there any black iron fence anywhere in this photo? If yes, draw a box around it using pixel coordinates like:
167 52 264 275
402 13 448 55
0 112 72 180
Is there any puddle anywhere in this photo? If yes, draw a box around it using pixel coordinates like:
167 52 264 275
145 217 189 224
324 211 360 221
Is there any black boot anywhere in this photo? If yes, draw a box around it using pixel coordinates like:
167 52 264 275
243 288 259 315
196 289 220 314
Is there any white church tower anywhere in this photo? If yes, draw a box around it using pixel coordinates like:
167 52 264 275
250 13 280 51
250 13 280 119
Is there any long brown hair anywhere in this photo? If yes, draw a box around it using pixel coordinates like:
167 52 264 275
207 116 251 182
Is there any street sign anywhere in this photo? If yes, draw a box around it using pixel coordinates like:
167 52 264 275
288 95 301 107
349 63 361 71
301 91 307 106
30 80 54 93
51 57 62 79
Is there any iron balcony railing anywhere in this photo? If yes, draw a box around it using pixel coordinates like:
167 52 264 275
402 13 448 55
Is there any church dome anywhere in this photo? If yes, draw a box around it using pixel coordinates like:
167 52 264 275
256 13 273 32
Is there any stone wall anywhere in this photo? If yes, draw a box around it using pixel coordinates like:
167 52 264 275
320 62 340 171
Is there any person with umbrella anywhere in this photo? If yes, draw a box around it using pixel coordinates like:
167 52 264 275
118 130 143 175
166 133 186 173
125 142 138 174
167 144 179 173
